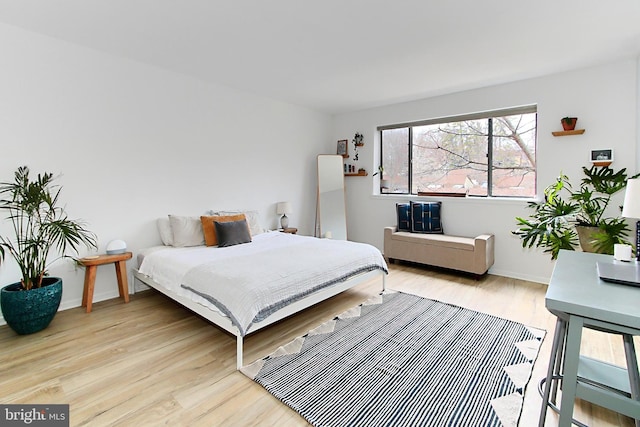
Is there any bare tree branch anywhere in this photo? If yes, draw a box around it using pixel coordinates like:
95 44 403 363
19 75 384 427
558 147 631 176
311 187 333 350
495 117 536 167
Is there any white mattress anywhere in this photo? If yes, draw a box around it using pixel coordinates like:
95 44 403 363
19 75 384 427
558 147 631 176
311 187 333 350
137 232 388 332
136 245 227 317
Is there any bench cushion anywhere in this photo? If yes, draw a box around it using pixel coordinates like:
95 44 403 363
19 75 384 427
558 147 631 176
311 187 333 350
389 231 475 251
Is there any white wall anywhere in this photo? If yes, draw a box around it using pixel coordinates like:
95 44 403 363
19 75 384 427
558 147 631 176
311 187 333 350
333 59 639 283
1 22 637 324
0 23 332 319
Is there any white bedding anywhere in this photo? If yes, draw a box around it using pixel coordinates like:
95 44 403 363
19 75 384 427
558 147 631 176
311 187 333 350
138 232 388 335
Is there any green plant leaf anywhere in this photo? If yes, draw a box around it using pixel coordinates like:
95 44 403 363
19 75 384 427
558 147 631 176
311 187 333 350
514 165 635 260
0 166 97 289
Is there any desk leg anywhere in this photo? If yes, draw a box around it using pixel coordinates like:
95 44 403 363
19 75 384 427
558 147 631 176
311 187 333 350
82 265 97 313
551 319 567 406
558 315 584 427
114 260 130 303
538 318 566 427
623 334 640 427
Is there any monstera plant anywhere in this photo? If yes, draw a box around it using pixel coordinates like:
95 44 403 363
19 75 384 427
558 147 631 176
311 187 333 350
514 165 638 260
0 166 97 334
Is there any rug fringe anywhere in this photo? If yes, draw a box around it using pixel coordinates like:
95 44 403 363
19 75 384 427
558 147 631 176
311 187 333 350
490 393 522 427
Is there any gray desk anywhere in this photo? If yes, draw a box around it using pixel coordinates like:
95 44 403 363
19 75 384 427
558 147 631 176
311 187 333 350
539 250 640 427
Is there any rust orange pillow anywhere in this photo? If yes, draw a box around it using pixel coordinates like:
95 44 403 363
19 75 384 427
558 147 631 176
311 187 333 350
200 214 246 246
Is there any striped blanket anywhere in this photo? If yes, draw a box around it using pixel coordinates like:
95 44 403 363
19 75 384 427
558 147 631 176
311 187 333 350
180 232 387 335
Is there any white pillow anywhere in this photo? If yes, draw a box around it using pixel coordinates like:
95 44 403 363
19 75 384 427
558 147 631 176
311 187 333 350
217 210 264 236
168 215 205 247
157 217 173 246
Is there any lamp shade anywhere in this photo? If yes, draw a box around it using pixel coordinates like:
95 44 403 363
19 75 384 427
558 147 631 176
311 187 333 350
622 179 640 219
276 202 292 215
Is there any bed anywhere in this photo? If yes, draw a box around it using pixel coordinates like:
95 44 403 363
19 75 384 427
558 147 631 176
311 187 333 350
134 218 387 369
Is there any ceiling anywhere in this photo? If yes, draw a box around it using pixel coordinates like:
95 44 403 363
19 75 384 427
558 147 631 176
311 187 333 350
1 1 640 114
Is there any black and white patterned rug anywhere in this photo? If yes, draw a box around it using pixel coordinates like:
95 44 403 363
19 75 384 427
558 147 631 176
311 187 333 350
242 291 545 427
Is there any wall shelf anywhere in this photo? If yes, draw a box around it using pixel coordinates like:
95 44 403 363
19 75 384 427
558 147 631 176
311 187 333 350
592 161 612 167
345 171 368 177
552 129 585 136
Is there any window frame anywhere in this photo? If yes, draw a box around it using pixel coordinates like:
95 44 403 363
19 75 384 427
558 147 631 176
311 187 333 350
377 105 537 198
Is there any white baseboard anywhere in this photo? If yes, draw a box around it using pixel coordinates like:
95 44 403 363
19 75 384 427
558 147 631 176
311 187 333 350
488 267 549 285
0 288 127 326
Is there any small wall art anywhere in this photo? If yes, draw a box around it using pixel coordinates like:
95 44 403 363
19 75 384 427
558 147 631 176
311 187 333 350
337 140 348 157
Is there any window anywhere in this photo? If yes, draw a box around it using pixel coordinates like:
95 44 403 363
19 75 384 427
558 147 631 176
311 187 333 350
379 106 537 198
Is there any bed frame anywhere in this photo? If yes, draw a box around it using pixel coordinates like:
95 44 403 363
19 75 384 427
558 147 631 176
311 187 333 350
133 269 386 369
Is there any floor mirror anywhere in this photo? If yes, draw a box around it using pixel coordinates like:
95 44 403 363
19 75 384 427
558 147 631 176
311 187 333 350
316 154 347 240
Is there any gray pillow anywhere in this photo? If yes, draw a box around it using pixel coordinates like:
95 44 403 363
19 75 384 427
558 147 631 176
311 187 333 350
214 220 252 247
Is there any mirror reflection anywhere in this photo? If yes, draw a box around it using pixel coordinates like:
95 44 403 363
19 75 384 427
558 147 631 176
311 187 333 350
317 155 347 240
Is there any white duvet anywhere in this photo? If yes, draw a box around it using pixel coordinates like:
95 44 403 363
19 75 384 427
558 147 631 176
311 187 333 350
138 232 388 335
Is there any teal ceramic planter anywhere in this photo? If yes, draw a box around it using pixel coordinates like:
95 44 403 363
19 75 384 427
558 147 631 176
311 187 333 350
1 277 63 335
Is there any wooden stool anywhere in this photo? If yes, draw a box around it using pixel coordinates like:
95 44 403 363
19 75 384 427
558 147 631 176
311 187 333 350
79 252 133 313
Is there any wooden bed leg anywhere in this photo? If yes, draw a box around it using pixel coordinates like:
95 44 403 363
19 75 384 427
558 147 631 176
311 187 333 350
237 335 243 370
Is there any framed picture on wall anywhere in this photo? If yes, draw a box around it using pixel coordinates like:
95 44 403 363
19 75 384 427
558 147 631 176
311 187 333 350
591 149 613 167
337 140 348 157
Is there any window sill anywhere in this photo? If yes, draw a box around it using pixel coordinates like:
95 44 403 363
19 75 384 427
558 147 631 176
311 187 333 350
371 193 541 205
417 191 466 198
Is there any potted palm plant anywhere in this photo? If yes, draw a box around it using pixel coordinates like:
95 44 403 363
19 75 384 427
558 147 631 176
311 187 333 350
514 165 638 260
0 166 97 334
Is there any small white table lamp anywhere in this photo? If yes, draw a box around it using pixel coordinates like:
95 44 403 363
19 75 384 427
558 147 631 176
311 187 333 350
106 239 127 255
277 201 292 229
621 178 640 260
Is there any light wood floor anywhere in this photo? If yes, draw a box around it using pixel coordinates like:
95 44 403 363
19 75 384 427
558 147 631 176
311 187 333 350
0 262 637 426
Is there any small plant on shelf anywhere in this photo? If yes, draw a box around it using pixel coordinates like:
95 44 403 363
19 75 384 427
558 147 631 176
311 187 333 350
351 133 363 161
561 117 578 131
352 132 364 146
